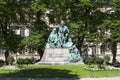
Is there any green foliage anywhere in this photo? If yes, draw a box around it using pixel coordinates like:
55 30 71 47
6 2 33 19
101 0 120 63
95 57 104 64
95 57 104 69
19 0 50 59
16 58 32 65
0 1 27 53
84 57 94 66
24 58 32 65
0 59 4 67
31 0 47 13
16 58 24 65
104 55 110 64
7 56 15 65
21 32 46 49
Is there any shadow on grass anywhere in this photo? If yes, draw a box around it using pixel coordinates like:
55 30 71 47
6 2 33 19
0 68 80 78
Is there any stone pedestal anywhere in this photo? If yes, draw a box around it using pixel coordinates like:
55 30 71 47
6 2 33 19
38 48 69 65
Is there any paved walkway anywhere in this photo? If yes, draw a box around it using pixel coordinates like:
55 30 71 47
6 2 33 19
0 77 120 80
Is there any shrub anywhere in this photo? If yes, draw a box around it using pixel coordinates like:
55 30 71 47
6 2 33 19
17 58 32 65
104 55 110 64
16 58 24 65
84 57 94 66
95 57 104 69
24 58 32 65
7 56 15 65
0 59 4 67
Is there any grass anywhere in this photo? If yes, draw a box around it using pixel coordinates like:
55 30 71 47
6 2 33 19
0 64 120 78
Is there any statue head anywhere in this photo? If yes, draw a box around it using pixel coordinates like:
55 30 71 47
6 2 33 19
60 20 65 26
52 28 57 34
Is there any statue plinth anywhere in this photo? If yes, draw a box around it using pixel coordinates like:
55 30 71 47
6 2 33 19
37 48 69 65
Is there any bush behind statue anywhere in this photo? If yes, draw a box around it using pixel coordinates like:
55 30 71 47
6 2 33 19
95 57 104 69
0 59 4 67
104 55 110 64
16 58 24 65
7 56 15 65
24 58 32 65
16 58 32 65
84 57 94 66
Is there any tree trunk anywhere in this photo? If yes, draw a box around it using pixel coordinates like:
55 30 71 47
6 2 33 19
111 42 117 64
5 50 9 65
79 33 85 57
37 47 44 61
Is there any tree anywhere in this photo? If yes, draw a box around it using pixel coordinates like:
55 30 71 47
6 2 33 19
102 0 120 64
21 31 49 60
66 0 107 58
0 1 19 64
0 0 32 64
111 0 120 64
21 0 49 61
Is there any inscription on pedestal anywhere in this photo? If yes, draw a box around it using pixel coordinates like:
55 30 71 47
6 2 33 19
40 48 69 64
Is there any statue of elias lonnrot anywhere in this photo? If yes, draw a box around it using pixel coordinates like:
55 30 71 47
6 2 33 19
45 20 83 63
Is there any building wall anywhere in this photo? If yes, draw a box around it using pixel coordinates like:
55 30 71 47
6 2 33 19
86 43 120 56
15 27 29 37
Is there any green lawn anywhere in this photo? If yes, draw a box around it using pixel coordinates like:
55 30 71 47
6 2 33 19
0 65 120 78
